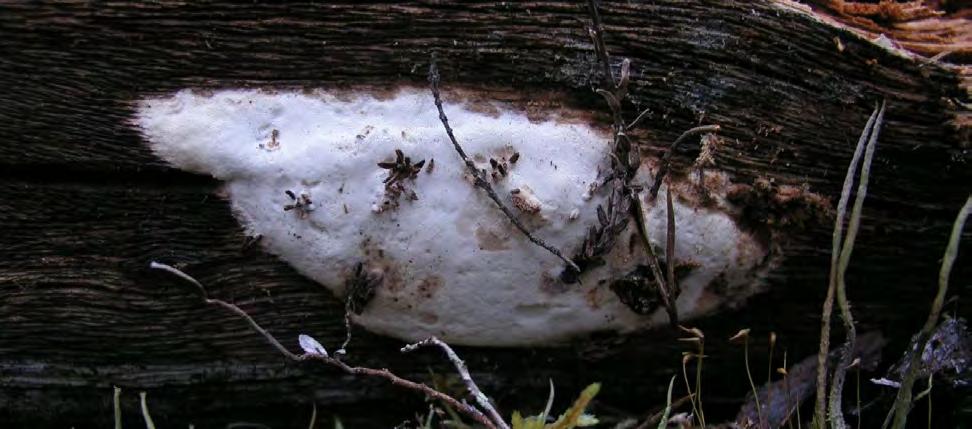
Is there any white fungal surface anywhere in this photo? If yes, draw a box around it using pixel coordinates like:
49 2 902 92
136 88 771 346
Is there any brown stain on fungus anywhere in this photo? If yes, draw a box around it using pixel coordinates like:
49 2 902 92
416 275 443 300
418 311 439 325
460 99 501 118
539 272 569 295
359 238 405 294
585 286 602 310
475 225 511 251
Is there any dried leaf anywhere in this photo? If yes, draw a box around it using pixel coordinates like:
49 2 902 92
616 58 631 98
729 328 751 342
597 205 608 227
595 88 620 114
679 325 705 339
657 376 676 429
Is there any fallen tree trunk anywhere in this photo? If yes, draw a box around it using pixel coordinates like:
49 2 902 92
0 1 969 427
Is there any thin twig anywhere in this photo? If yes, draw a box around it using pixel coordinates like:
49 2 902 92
403 338 510 429
584 0 700 326
889 194 971 429
631 195 673 318
664 186 679 325
149 262 498 429
150 261 208 298
427 60 579 274
812 103 881 427
829 100 885 429
647 125 721 201
585 0 616 89
336 295 354 356
626 106 653 131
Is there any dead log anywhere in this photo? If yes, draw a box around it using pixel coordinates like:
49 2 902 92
0 1 969 427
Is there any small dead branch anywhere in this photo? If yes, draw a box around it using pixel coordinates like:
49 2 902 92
149 261 499 429
427 59 579 275
664 186 678 325
583 0 720 327
645 125 721 202
403 337 510 429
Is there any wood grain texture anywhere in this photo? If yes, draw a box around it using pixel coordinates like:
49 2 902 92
1 1 969 427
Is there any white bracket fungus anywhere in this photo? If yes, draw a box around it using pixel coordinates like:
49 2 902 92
135 88 773 346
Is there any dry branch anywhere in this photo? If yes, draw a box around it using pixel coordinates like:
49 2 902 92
402 337 510 429
149 262 499 429
583 0 723 326
427 59 579 275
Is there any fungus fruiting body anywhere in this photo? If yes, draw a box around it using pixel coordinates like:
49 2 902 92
136 88 771 346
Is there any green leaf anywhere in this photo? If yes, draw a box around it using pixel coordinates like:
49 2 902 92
576 414 599 427
548 383 601 429
657 376 676 429
512 411 525 429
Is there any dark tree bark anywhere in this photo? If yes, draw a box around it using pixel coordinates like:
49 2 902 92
0 1 968 427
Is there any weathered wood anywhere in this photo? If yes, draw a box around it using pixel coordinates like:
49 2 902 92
1 1 969 427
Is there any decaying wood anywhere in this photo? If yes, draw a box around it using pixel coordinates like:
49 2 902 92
0 1 969 427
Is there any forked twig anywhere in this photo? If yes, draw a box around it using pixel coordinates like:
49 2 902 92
403 338 510 429
585 0 616 89
646 125 722 201
149 262 499 429
427 60 579 274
